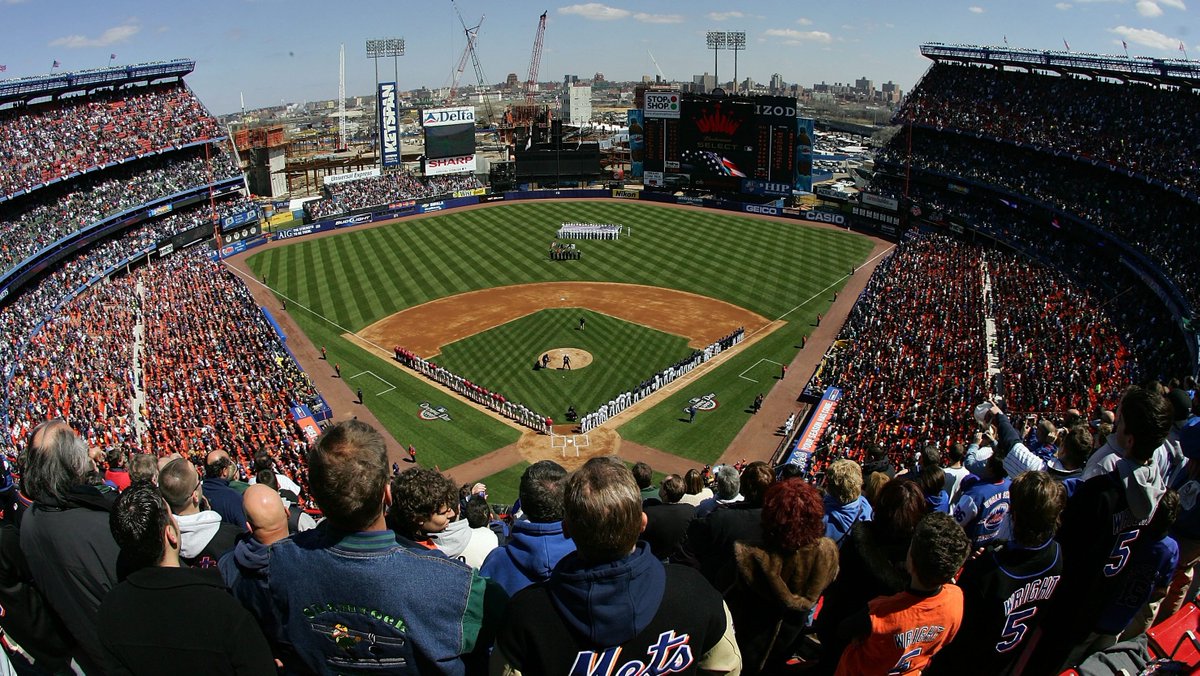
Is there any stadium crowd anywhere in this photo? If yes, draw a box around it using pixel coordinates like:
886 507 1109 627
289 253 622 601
2 197 258 456
867 169 1192 381
899 62 1200 195
308 171 483 219
7 376 1198 674
0 83 224 200
878 122 1200 312
0 147 240 275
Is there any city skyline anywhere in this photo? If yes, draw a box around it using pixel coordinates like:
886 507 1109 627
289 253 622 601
1 0 1194 115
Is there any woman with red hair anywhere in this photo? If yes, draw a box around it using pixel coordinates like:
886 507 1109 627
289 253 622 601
724 478 839 675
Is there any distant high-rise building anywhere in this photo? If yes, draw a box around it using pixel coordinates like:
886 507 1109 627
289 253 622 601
854 76 874 96
593 72 605 82
562 83 592 126
770 73 784 92
692 72 716 93
506 73 520 90
881 80 902 103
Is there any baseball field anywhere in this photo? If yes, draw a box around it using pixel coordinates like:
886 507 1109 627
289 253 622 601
244 200 874 502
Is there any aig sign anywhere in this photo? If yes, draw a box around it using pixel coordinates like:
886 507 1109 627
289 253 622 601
422 106 475 128
644 92 680 119
379 82 400 167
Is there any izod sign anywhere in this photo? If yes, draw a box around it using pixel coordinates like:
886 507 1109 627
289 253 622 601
644 92 680 119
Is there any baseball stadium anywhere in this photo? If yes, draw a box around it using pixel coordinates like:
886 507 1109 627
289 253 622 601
1 9 1199 674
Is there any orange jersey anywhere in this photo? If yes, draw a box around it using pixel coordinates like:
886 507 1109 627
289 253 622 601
836 585 963 676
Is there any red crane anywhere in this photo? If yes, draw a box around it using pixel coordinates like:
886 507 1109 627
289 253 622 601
525 11 547 104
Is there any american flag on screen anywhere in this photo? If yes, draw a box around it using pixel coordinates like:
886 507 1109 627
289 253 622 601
681 149 747 177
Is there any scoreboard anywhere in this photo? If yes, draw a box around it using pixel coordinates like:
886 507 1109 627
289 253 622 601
643 93 798 196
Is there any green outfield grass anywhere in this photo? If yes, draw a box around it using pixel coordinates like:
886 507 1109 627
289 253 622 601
247 200 874 468
433 308 693 416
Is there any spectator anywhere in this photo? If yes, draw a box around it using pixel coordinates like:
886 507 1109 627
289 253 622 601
633 461 658 506
388 467 459 551
491 457 741 674
1158 423 1200 625
480 460 575 596
1082 385 1184 484
203 450 249 529
431 497 499 569
97 481 274 675
128 453 160 485
678 461 774 587
862 471 890 507
159 457 241 569
726 479 838 674
220 484 293 660
919 464 951 514
952 454 1011 550
835 512 971 675
1030 382 1174 672
823 459 874 548
19 419 120 673
861 442 896 479
928 471 1067 675
253 470 317 533
104 448 131 492
942 442 970 503
249 449 302 498
642 474 696 560
678 467 714 507
694 464 743 518
816 479 926 669
267 420 505 674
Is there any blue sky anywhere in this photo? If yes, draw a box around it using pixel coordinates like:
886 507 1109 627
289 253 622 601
2 0 1194 115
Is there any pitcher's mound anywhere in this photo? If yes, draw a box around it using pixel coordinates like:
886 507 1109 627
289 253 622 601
538 348 593 370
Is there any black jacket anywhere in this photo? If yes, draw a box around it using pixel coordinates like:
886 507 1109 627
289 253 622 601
20 484 120 673
0 521 75 671
97 565 275 675
677 502 763 588
642 503 695 560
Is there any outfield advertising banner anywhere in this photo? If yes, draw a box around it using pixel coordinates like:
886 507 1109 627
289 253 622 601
221 208 260 230
796 117 815 193
425 154 476 176
378 82 401 167
218 236 267 259
627 109 644 178
421 106 475 128
274 221 334 241
787 387 842 465
611 189 640 200
323 168 381 186
643 91 680 119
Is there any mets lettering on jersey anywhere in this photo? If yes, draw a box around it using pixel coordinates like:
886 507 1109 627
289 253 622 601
569 630 694 676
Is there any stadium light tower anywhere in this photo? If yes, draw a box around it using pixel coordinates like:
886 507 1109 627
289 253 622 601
706 31 726 86
727 31 746 92
366 38 404 169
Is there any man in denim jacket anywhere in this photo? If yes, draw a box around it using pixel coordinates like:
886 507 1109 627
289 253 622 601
266 420 506 675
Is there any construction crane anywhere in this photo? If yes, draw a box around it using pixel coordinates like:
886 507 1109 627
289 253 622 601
647 49 667 82
525 11 547 104
448 15 482 101
449 1 495 125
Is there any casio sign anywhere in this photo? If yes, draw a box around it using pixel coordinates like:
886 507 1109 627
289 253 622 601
804 211 846 225
744 204 779 215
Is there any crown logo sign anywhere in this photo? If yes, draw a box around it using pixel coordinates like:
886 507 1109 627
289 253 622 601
694 104 741 135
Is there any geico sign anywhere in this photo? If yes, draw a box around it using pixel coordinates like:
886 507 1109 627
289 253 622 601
804 211 846 225
423 107 475 127
744 204 779 215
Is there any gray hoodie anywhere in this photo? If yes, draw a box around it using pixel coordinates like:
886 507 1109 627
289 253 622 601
175 510 225 559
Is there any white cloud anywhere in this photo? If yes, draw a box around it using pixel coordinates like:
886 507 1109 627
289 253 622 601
1136 0 1164 15
1055 2 1073 9
1159 0 1186 8
765 28 833 44
796 17 813 25
557 3 630 21
633 12 683 24
50 21 140 48
1108 25 1182 49
969 6 985 13
707 11 744 21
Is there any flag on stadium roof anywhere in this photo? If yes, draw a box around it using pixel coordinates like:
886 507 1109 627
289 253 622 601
0 65 6 72
1063 39 1070 51
110 53 117 59
52 60 60 68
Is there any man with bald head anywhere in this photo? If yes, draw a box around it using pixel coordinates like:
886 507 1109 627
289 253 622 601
220 485 291 655
159 458 241 568
202 450 248 528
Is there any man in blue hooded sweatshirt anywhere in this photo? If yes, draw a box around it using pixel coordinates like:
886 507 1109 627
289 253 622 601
480 460 575 596
492 457 742 675
219 485 291 653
